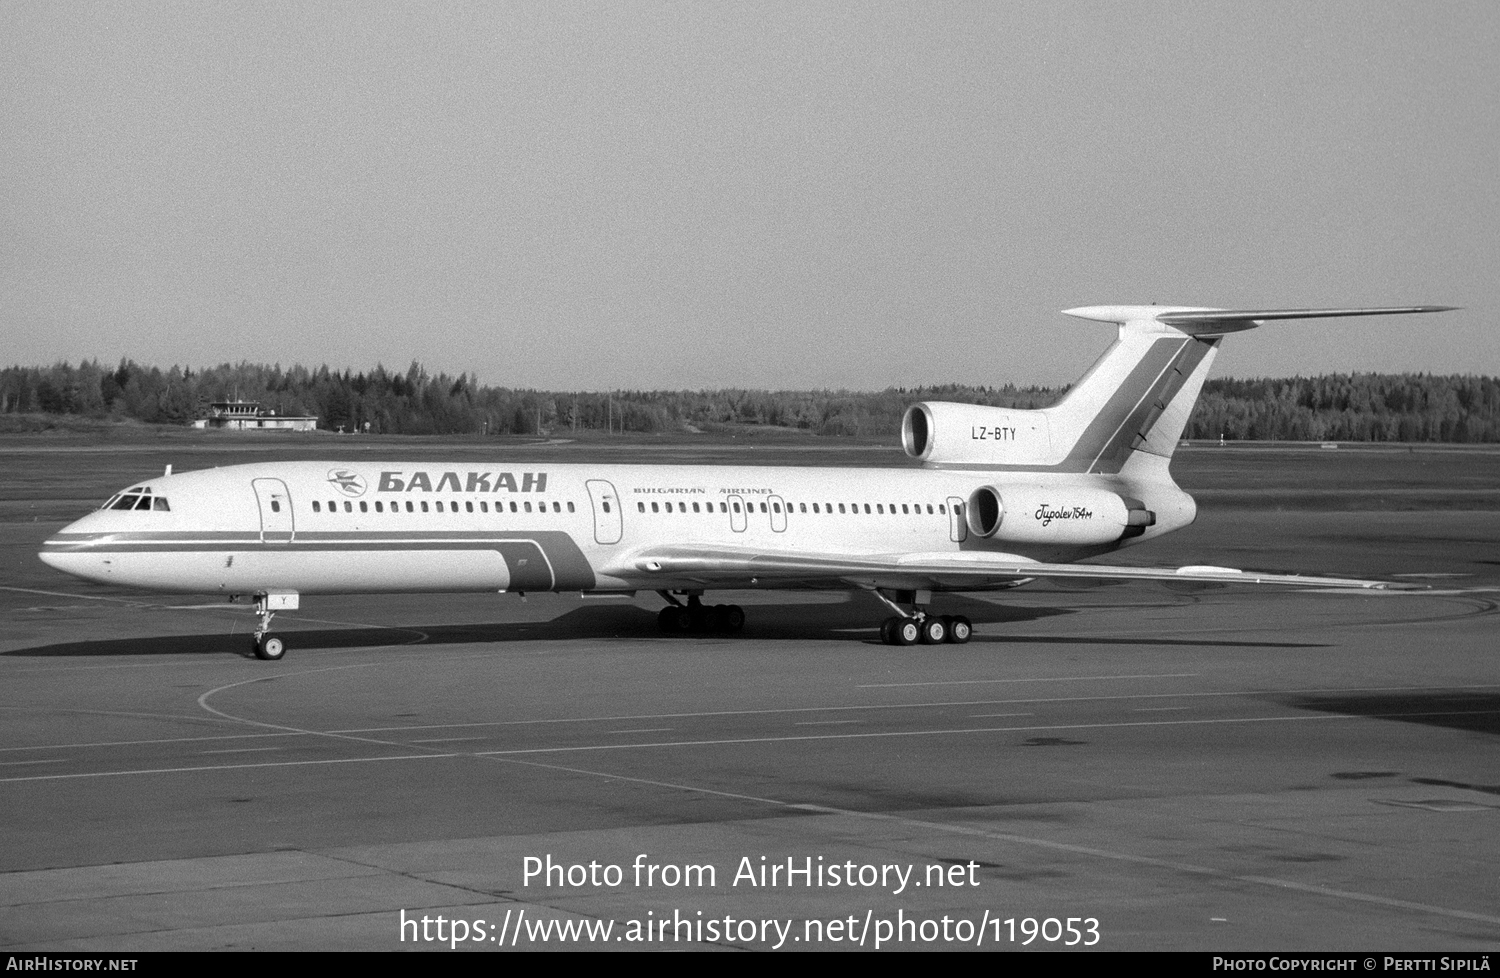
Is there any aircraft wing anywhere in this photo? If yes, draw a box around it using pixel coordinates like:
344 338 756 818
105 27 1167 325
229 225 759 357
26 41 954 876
608 545 1415 592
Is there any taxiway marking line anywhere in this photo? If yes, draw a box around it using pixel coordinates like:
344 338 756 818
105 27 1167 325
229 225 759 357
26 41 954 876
6 683 1496 756
857 673 1198 688
469 709 1500 756
0 753 458 782
23 708 1500 783
200 747 282 754
326 682 1500 735
0 731 305 753
0 586 133 603
468 714 1360 756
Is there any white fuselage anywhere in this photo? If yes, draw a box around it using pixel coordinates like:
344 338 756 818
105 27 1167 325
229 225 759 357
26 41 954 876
39 460 1195 598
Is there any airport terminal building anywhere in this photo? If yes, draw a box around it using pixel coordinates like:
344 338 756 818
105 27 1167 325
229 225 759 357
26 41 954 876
192 400 318 431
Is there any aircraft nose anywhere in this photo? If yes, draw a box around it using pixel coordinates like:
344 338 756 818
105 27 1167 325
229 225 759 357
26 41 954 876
39 528 72 570
38 519 90 573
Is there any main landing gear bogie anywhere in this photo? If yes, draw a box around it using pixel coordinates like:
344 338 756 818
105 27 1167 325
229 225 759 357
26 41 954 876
879 614 972 646
657 595 746 635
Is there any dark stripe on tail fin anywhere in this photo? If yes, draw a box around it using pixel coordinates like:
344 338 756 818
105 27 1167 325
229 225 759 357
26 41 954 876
1080 337 1216 472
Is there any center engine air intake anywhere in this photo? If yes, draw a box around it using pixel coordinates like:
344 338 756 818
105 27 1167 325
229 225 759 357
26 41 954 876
901 402 1053 466
966 485 1156 545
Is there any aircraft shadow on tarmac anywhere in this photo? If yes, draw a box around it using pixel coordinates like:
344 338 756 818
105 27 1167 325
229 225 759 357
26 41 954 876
7 594 1325 658
1285 690 1500 737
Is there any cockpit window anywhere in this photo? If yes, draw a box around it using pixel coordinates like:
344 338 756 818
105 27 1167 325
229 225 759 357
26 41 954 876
106 490 168 512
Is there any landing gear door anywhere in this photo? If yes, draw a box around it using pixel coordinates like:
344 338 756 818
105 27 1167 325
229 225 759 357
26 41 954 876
768 494 787 533
947 496 967 543
727 494 747 533
252 478 295 543
585 479 623 544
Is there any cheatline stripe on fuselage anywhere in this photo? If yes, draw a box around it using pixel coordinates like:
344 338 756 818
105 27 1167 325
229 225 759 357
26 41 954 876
45 529 603 590
42 530 606 545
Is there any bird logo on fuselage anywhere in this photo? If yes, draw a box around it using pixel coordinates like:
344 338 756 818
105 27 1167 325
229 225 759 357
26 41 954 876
327 469 367 497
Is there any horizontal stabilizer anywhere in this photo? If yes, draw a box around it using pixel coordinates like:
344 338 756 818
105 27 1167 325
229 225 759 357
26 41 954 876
1064 305 1456 336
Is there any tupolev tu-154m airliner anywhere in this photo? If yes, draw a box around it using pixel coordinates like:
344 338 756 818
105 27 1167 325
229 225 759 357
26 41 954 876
40 304 1453 660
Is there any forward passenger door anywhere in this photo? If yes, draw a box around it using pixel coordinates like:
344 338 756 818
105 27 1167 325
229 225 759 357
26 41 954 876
585 479 623 544
252 478 295 543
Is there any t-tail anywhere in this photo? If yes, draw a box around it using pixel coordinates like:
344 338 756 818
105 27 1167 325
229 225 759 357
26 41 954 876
901 305 1456 475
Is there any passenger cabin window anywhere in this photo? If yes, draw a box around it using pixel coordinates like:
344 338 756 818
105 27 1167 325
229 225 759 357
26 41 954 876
568 502 576 513
638 502 645 513
421 501 429 512
359 501 368 512
406 501 414 512
312 501 321 513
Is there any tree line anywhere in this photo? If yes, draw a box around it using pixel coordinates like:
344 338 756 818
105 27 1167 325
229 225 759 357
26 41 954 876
3 359 1500 442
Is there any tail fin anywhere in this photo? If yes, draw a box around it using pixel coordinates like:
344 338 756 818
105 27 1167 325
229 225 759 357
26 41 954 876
1046 305 1454 474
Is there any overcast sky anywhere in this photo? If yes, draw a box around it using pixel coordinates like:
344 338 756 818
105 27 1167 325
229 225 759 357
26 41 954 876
3 2 1496 390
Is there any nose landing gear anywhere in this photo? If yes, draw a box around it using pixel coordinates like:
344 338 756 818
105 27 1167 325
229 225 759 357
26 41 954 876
247 591 299 660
